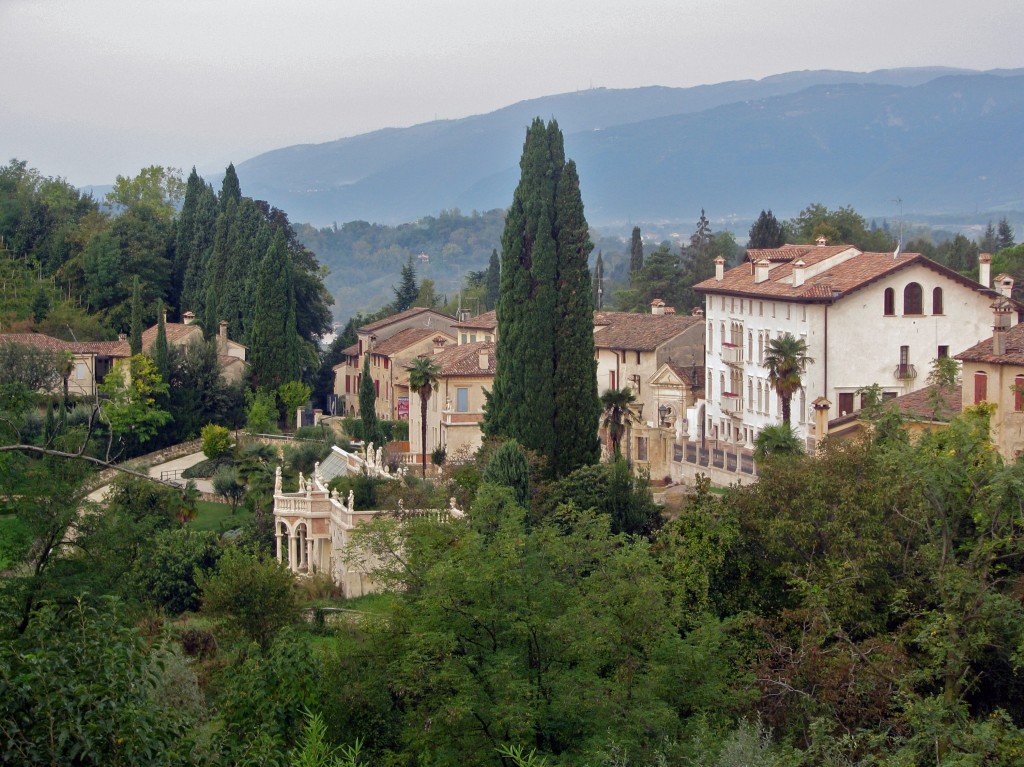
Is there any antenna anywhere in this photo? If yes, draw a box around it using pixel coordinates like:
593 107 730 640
892 197 904 252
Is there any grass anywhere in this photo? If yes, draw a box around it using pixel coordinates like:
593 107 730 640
0 514 32 570
189 500 252 532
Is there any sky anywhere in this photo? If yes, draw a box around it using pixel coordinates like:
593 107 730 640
4 0 1024 188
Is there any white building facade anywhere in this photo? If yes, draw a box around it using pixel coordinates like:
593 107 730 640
695 244 1018 447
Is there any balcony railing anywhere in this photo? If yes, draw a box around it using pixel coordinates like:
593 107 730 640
721 343 745 366
721 392 743 415
894 363 917 380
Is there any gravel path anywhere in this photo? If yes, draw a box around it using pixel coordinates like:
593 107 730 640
86 451 213 502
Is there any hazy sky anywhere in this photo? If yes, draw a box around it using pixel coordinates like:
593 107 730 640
4 0 1023 187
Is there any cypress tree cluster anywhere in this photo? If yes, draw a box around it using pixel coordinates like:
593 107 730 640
484 119 600 477
249 229 301 389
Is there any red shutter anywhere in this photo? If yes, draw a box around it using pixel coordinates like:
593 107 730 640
975 372 988 403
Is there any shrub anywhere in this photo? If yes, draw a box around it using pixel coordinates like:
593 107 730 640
201 423 232 460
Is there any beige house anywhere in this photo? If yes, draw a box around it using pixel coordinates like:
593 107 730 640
0 333 124 397
110 314 248 383
453 310 497 345
826 383 962 444
408 340 496 462
956 298 1024 460
332 307 457 418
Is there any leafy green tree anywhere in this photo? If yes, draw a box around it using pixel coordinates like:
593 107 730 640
600 386 637 459
97 354 171 458
213 465 246 514
201 423 232 459
198 546 299 651
130 528 222 614
485 247 500 310
486 118 600 477
289 711 363 767
0 599 192 766
249 228 301 389
763 333 813 425
30 285 49 324
412 277 440 309
279 380 312 429
245 387 280 434
129 274 143 355
393 255 418 312
630 225 644 273
748 209 785 249
481 438 529 506
167 338 245 441
105 165 185 223
0 341 66 392
785 203 892 251
406 356 440 477
934 232 978 273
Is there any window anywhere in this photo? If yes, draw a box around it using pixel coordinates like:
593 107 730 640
708 322 713 351
635 351 640 364
904 282 923 314
384 358 389 369
637 437 648 462
374 380 379 397
461 333 467 344
747 331 753 362
975 371 988 403
470 333 477 343
609 371 616 390
932 287 944 315
838 392 855 416
938 345 949 359
345 375 351 394
456 387 469 412
75 362 86 381
883 288 895 316
759 301 763 316
1016 376 1024 412
747 378 753 410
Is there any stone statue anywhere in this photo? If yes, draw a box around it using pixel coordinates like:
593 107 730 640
298 472 306 492
274 466 282 495
347 489 355 512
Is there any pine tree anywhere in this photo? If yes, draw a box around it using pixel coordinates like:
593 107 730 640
997 217 1015 251
692 209 712 255
31 285 49 324
249 229 300 389
629 226 644 274
592 251 604 310
484 118 599 477
220 163 241 212
979 221 999 253
748 209 786 249
393 256 418 312
129 275 143 356
484 248 500 310
153 299 169 382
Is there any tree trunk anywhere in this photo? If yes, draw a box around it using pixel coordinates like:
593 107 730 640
781 394 792 425
420 394 428 479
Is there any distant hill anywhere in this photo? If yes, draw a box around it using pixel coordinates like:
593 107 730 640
234 67 1023 227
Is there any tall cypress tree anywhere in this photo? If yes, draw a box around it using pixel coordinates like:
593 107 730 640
177 169 218 318
359 352 380 446
249 228 300 389
749 209 785 249
485 118 599 477
153 299 169 382
592 251 604 310
393 256 418 312
629 226 644 274
220 163 241 211
129 275 143 356
484 248 500 311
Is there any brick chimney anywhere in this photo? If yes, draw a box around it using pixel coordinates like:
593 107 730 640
754 259 771 284
714 256 725 281
995 273 1015 299
218 320 228 353
993 298 1013 356
432 336 447 354
979 252 992 288
650 298 666 316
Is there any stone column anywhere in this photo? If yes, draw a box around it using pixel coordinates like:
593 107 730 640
307 538 316 573
275 528 283 563
288 533 297 571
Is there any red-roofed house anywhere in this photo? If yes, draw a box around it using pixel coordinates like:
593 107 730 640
694 243 1019 449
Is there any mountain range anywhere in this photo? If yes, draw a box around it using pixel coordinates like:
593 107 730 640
234 67 1024 229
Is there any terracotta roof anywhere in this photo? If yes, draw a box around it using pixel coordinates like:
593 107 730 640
955 322 1024 365
696 247 1018 307
370 327 446 357
0 333 74 352
106 322 204 357
592 311 702 351
427 340 496 377
665 363 705 389
218 354 246 368
358 306 455 333
453 310 497 331
829 384 962 428
746 244 849 263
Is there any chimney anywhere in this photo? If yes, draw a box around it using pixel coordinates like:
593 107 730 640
163 308 168 325
218 320 228 343
792 259 807 287
754 259 771 284
690 306 704 318
816 236 828 246
714 256 725 281
812 397 832 448
183 311 196 325
432 336 447 354
995 273 1014 299
118 332 127 342
479 349 489 370
993 298 1013 356
650 298 665 316
979 252 992 288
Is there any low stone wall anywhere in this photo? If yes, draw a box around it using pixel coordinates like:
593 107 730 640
81 438 204 493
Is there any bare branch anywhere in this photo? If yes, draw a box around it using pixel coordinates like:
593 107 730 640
0 443 182 489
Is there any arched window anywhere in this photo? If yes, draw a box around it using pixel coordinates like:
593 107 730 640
974 371 988 403
932 287 944 315
883 287 895 316
748 330 753 362
904 282 923 315
707 322 713 352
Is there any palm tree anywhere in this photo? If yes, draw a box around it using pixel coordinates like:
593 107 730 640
600 387 637 460
406 356 441 478
763 333 813 425
753 423 804 463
